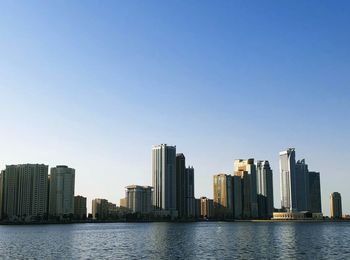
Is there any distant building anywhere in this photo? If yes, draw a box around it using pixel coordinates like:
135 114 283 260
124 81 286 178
330 192 342 219
0 171 4 220
195 198 201 219
125 185 153 214
295 159 309 211
308 172 322 213
184 167 195 218
152 144 177 218
213 174 233 218
200 197 214 219
280 148 297 212
273 211 323 220
176 153 186 218
49 165 75 218
92 198 109 220
2 164 48 221
120 198 127 208
74 195 87 219
234 159 258 218
108 202 118 218
232 175 242 219
256 160 274 218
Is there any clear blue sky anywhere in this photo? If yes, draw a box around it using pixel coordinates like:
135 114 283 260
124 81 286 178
1 1 349 215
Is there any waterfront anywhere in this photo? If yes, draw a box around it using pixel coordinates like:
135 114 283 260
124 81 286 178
0 222 350 259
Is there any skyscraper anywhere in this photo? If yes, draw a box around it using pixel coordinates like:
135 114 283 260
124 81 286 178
308 171 322 213
49 165 75 218
213 174 233 218
2 164 48 220
279 148 297 212
330 192 342 219
184 166 195 217
234 159 258 218
295 159 309 211
256 160 274 218
125 185 153 214
152 144 177 217
175 153 186 217
232 175 242 219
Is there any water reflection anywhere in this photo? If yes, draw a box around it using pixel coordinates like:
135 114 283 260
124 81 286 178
0 222 350 259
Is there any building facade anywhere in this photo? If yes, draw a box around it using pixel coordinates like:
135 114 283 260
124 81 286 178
184 166 195 218
295 159 309 211
234 159 258 218
200 197 214 219
49 165 75 218
308 171 322 213
280 148 297 212
152 144 177 217
256 160 274 218
175 153 186 217
125 185 153 214
213 174 233 218
2 164 48 220
92 198 109 220
232 175 242 219
74 195 87 219
330 192 342 219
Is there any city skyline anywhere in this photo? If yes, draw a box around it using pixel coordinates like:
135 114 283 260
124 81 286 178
1 1 349 216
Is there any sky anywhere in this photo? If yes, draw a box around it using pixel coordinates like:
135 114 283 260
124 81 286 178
0 1 349 215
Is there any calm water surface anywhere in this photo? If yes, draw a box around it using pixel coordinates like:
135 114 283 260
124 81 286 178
0 222 350 259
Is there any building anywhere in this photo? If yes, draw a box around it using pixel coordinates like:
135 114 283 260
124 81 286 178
2 164 48 221
273 211 323 220
330 192 342 219
213 174 233 218
0 171 4 220
308 171 322 213
234 159 258 218
176 153 186 218
49 165 75 218
280 148 297 212
108 202 118 219
184 166 195 218
295 159 309 211
152 144 177 217
92 198 109 220
200 197 214 219
195 198 201 218
125 185 153 214
256 160 274 218
120 198 127 208
232 175 242 219
74 195 87 219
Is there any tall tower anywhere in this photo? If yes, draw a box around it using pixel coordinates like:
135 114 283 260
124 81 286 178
234 159 258 218
256 160 274 218
152 144 177 217
279 148 297 212
2 164 48 220
175 153 186 217
213 174 233 218
295 159 309 211
308 171 322 213
49 165 75 217
184 166 195 217
330 192 342 219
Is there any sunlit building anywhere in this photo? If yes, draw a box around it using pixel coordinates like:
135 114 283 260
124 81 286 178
330 192 342 219
280 148 297 212
213 174 233 218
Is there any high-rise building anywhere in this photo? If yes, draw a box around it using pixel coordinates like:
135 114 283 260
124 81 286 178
308 172 322 213
125 185 153 214
330 192 342 219
200 197 214 219
184 166 195 217
0 171 4 220
213 174 233 218
152 144 177 217
280 148 297 212
232 175 242 219
176 153 186 217
74 195 87 219
2 164 48 220
295 159 309 211
92 198 109 220
234 159 258 218
49 165 75 217
256 160 274 218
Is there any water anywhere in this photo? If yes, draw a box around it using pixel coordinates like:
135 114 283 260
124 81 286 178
0 222 350 259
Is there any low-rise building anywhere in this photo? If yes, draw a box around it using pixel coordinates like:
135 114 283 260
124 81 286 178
74 195 87 219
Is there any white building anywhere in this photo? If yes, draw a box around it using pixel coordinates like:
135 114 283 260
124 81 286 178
152 144 177 217
49 165 75 217
125 185 153 214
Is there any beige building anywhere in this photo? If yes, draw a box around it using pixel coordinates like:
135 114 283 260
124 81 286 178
125 185 153 214
49 166 75 218
74 195 87 219
2 164 48 221
330 192 342 219
92 198 109 220
213 174 233 218
120 198 127 208
200 197 214 219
